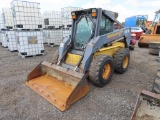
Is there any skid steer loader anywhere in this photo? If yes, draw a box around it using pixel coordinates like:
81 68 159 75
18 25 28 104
138 10 160 47
26 8 132 111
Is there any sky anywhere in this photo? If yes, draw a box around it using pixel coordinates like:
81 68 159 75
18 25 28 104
0 0 159 22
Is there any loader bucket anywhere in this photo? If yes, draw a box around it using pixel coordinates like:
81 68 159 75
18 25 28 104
130 90 160 120
138 34 160 47
25 61 89 111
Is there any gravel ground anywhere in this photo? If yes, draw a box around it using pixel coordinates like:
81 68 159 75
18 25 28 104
0 44 159 120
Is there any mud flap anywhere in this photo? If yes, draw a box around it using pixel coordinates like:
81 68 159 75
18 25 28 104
25 61 89 111
138 34 160 47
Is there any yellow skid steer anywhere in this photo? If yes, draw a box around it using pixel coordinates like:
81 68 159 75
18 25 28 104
26 8 133 111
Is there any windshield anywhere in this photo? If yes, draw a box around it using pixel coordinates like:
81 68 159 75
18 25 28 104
153 12 160 26
74 16 93 49
136 16 148 27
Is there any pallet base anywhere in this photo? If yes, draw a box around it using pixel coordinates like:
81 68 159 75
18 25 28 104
15 29 42 31
50 45 58 47
46 43 59 47
9 50 18 52
18 53 45 59
2 46 8 48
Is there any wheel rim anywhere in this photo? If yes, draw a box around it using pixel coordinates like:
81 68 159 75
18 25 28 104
123 56 129 69
102 63 111 79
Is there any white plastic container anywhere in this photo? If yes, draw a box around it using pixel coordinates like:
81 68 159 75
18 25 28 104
7 30 17 51
11 0 42 30
0 13 5 29
41 14 45 29
0 32 2 44
2 8 14 28
16 30 44 57
1 31 8 47
61 7 82 38
61 7 82 28
44 30 63 45
62 29 71 38
42 30 48 44
43 11 62 29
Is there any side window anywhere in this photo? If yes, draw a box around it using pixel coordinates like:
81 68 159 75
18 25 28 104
99 15 113 35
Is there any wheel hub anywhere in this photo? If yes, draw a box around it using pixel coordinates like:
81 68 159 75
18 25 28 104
102 64 111 79
123 56 129 69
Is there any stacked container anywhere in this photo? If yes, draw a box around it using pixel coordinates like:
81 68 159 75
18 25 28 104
2 8 14 28
0 12 5 29
43 11 63 46
7 30 17 51
1 8 16 50
61 7 82 38
43 11 62 29
0 32 2 45
11 0 44 57
11 0 42 29
16 31 44 58
43 30 63 46
62 29 71 38
41 14 45 29
1 8 14 48
0 13 4 44
1 31 8 47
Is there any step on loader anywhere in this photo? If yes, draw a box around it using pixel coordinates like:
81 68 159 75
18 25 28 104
26 8 133 111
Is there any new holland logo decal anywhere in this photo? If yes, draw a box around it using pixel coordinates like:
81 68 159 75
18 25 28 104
107 30 123 39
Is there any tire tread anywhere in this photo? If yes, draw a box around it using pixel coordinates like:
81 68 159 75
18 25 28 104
89 55 113 87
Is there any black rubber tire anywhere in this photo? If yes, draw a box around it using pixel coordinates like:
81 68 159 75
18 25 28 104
89 55 114 87
129 45 135 50
149 42 160 49
149 48 160 55
52 49 59 64
113 48 130 74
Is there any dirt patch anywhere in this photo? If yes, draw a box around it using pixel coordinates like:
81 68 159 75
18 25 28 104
0 44 159 120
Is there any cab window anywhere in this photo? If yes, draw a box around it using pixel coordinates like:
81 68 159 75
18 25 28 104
100 15 113 35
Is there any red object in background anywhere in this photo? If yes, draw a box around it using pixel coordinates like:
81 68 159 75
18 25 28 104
131 39 136 45
131 27 144 40
131 31 143 40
